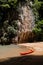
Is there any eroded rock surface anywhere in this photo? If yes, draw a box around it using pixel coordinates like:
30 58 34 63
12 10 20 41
14 3 35 43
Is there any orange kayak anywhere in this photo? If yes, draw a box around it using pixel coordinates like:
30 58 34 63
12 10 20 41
20 49 34 55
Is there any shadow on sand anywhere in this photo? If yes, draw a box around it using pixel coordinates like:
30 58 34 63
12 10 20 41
0 55 43 65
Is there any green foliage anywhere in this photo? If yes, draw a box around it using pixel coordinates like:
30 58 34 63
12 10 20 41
33 20 43 41
0 0 18 44
11 20 18 30
0 0 18 8
1 4 10 8
3 20 9 27
32 0 43 21
33 0 43 10
32 0 43 36
7 26 17 35
36 20 43 28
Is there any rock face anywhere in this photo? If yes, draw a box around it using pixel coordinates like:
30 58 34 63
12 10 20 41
11 1 35 43
14 3 35 43
18 6 35 32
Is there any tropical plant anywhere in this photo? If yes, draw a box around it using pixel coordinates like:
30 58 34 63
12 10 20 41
33 20 43 41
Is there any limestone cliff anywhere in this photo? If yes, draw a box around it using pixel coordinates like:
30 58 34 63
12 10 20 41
12 1 35 43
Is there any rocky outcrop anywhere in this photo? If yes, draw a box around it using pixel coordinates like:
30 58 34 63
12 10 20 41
13 2 35 43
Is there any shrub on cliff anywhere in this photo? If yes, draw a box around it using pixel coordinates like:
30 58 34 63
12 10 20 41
32 0 43 41
33 20 43 41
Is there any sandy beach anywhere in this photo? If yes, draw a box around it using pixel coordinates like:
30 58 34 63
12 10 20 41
0 42 43 65
0 42 43 60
